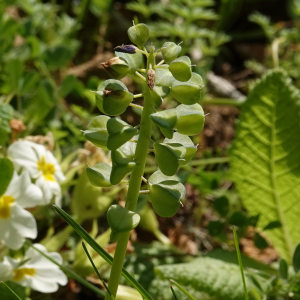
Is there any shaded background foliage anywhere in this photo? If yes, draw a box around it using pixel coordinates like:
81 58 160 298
1 0 300 299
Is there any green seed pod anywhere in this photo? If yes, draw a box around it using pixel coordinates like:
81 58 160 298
155 65 175 87
95 79 133 116
110 148 136 184
175 103 205 135
171 73 203 105
119 135 138 159
150 108 178 138
154 142 186 176
107 205 140 233
115 51 143 72
86 163 112 187
82 115 110 148
161 42 182 64
107 118 138 150
164 132 197 165
148 170 177 185
127 23 149 46
101 57 130 79
169 56 192 82
148 180 186 217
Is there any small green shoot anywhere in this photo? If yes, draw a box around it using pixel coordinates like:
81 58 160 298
169 279 197 300
170 285 180 300
82 242 116 300
0 282 22 300
53 205 153 300
233 226 249 300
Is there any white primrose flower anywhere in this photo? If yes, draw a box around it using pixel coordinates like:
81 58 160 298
0 244 68 293
8 140 66 206
0 172 43 250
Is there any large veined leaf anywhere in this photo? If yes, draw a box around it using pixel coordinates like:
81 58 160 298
230 69 300 262
155 255 267 300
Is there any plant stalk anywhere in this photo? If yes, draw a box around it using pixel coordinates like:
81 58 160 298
105 49 156 300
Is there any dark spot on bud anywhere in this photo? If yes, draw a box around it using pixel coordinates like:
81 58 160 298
114 45 136 54
147 69 155 90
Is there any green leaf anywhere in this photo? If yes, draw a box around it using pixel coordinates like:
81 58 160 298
0 104 13 145
107 205 140 232
19 71 40 94
279 259 288 279
155 256 265 300
254 233 268 249
7 59 24 91
0 282 24 300
214 196 230 217
0 158 14 196
169 279 197 300
230 69 300 262
58 74 78 98
293 243 300 273
52 206 154 300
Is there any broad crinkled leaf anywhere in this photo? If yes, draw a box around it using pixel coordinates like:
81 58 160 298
155 256 265 300
230 69 300 262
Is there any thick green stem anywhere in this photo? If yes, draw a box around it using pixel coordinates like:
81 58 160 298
105 49 156 300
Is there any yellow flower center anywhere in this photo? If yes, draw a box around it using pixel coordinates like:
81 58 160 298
0 195 14 219
13 268 36 281
37 156 56 181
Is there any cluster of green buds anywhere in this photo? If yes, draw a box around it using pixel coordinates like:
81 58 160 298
83 23 205 239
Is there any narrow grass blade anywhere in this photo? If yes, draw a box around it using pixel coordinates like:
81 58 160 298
53 205 154 300
82 242 115 300
27 242 105 297
0 282 22 300
233 226 249 300
169 279 196 300
170 285 180 300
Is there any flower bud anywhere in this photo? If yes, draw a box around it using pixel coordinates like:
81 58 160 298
161 42 181 64
127 23 149 46
169 56 192 82
114 45 136 54
101 57 130 79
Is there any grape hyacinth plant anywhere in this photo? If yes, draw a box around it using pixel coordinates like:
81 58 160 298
77 23 204 299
